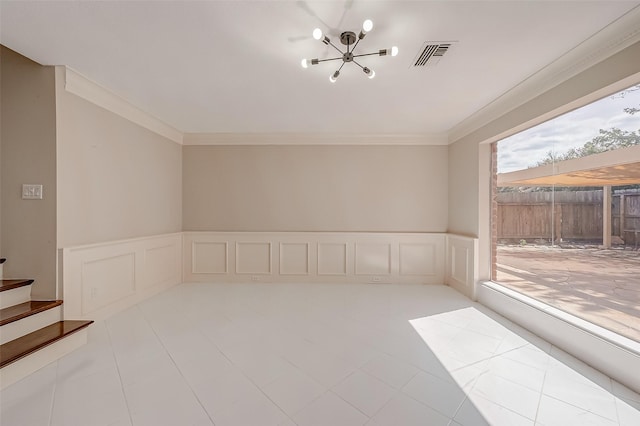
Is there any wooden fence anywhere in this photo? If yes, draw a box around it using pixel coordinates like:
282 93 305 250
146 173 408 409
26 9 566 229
496 190 640 244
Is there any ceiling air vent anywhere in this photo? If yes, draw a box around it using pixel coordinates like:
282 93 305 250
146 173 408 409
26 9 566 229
412 41 456 67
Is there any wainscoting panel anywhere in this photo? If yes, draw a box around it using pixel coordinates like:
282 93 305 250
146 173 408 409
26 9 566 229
445 234 479 299
236 242 272 274
62 233 182 320
192 241 228 274
317 243 348 276
399 243 436 276
143 242 181 290
280 243 310 275
183 232 446 284
355 244 391 276
81 253 136 315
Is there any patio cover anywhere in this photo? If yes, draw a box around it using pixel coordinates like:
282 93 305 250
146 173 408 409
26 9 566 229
497 144 640 187
497 144 640 248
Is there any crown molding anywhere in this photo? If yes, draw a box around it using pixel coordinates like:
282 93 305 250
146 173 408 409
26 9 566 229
62 67 183 144
449 4 640 144
183 133 449 146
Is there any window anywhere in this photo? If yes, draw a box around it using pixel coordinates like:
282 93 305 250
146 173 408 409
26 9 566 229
492 84 640 342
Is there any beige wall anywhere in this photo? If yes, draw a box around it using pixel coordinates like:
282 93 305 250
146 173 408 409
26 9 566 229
448 41 640 279
447 138 479 236
1 46 58 299
55 68 182 247
183 145 448 232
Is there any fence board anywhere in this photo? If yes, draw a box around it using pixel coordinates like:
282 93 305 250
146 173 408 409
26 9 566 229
496 190 639 243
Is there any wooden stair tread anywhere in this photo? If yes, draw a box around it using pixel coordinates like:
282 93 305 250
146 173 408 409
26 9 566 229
0 300 63 326
0 279 34 292
0 320 93 368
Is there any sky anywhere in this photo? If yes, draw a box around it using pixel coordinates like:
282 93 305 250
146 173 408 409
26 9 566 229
497 84 640 173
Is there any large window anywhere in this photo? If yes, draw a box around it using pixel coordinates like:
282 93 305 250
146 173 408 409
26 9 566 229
493 84 640 342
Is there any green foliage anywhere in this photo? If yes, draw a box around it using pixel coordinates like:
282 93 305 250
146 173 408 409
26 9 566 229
535 119 640 167
532 85 640 167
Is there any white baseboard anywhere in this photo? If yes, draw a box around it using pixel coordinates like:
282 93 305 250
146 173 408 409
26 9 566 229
183 232 447 285
478 281 640 394
61 233 182 320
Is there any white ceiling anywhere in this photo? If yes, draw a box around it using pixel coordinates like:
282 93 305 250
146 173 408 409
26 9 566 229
1 1 639 136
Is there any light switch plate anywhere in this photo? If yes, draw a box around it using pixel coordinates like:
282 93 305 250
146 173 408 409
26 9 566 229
22 184 43 200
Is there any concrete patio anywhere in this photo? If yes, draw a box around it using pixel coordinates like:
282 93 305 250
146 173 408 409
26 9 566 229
495 245 640 342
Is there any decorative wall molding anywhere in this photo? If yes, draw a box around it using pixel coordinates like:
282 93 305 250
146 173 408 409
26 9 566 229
60 232 479 320
235 242 272 274
183 232 447 284
449 6 640 143
445 234 479 300
279 243 310 275
62 67 183 144
317 243 348 276
192 241 228 274
183 133 449 146
61 233 182 320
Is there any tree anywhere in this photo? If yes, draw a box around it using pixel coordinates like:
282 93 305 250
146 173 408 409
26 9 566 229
534 102 640 167
618 84 640 116
514 89 640 192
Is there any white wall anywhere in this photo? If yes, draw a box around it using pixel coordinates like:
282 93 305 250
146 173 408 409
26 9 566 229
183 144 448 233
447 139 479 237
1 46 58 299
55 67 182 248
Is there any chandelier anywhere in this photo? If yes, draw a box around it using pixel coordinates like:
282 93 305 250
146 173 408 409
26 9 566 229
301 19 398 82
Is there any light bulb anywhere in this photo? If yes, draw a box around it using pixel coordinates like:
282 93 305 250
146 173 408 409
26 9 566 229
391 46 399 57
313 28 323 40
362 19 373 33
329 70 340 83
301 59 308 68
363 67 375 79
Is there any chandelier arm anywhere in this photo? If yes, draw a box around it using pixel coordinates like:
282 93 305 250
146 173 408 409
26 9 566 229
353 51 383 58
327 40 344 55
350 38 362 55
351 60 365 70
337 61 346 72
315 56 345 63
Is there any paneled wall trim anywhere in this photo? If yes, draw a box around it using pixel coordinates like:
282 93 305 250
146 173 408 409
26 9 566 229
61 233 182 320
445 234 479 300
183 232 447 285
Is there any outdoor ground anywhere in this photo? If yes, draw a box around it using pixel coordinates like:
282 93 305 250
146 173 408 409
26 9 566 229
495 244 640 342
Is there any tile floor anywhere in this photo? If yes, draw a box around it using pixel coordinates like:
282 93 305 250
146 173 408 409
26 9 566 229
1 282 639 426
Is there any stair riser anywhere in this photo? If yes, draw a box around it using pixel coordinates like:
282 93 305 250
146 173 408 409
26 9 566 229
0 329 88 390
1 306 62 345
0 287 31 310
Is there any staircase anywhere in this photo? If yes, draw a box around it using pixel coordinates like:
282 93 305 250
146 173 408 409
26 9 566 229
0 258 93 390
